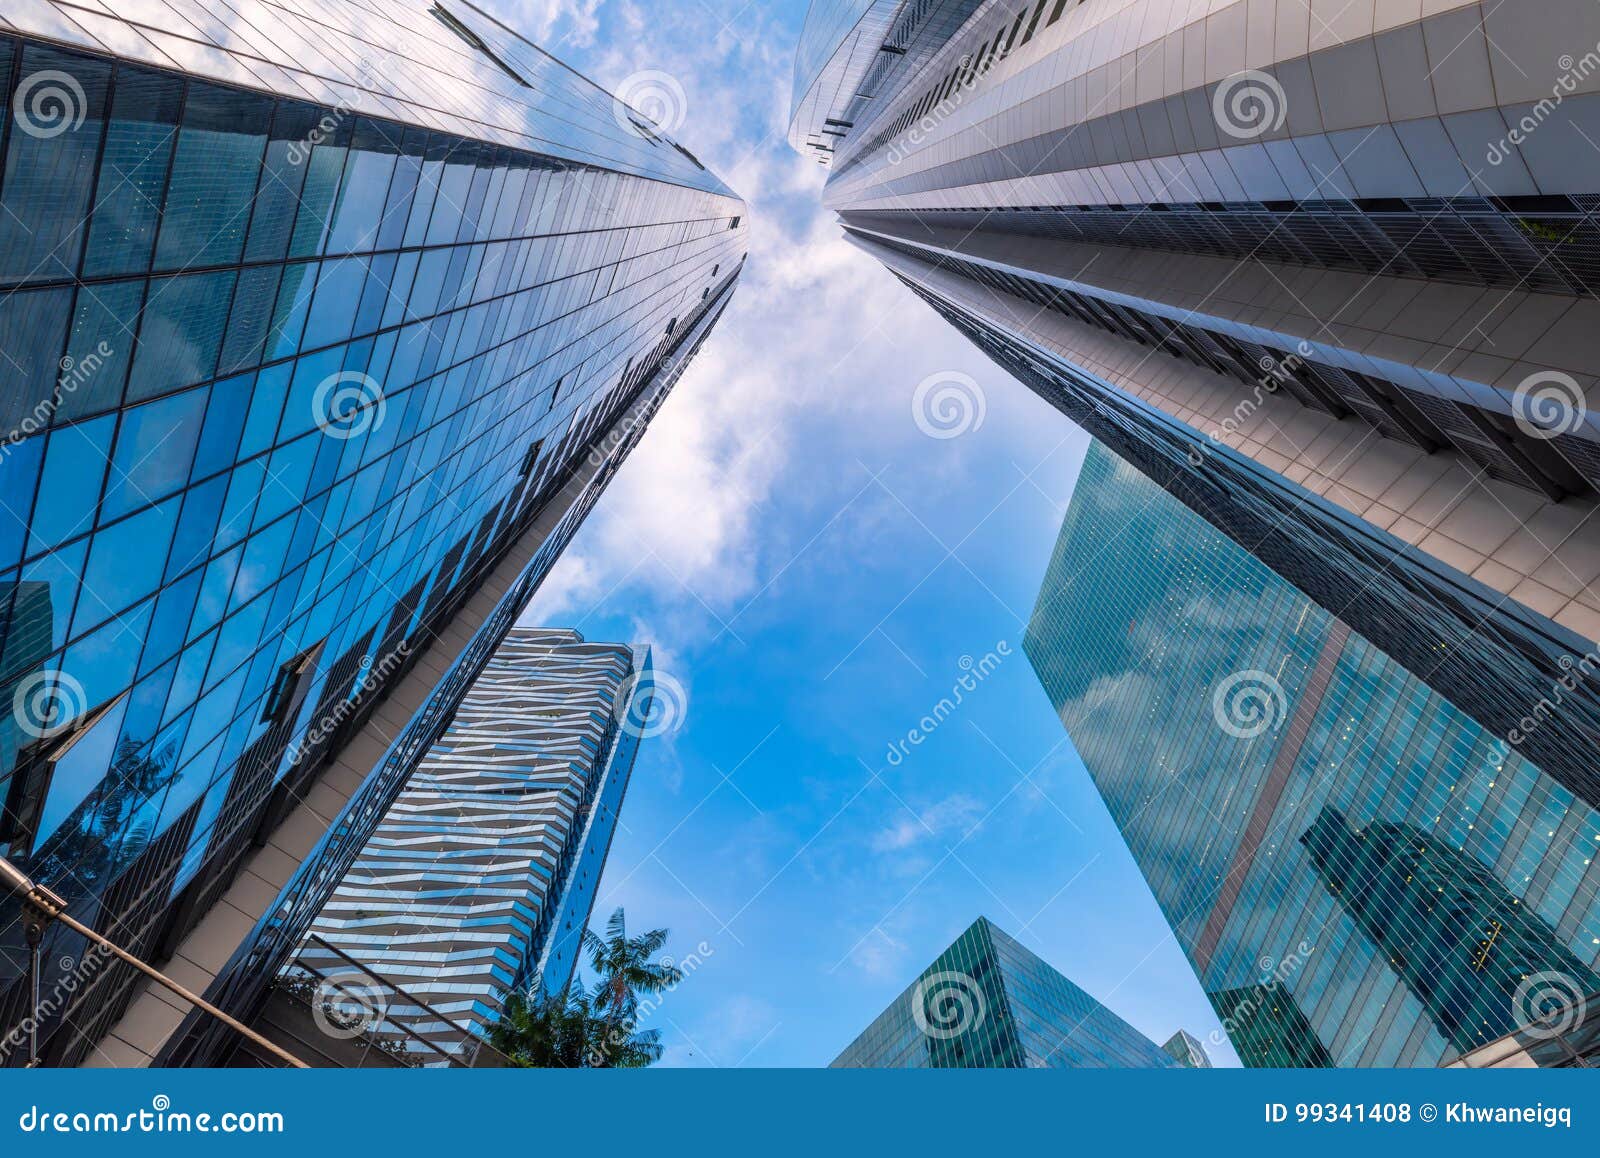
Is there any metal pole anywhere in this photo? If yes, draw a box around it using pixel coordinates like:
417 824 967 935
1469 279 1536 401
27 942 39 1068
2 859 308 1069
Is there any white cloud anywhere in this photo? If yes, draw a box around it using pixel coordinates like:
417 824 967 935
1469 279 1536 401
849 927 910 980
515 0 1005 644
499 0 603 49
870 792 985 853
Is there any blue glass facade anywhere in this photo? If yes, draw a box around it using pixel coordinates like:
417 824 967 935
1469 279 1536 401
0 2 745 1067
832 916 1178 1068
1025 443 1600 1066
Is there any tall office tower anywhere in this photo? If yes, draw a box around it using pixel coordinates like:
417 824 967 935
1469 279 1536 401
1161 1029 1211 1069
281 629 649 1064
791 1 1600 813
1024 442 1600 1067
0 0 746 1069
831 916 1180 1068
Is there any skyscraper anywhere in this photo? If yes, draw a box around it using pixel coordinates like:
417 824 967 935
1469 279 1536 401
1161 1029 1212 1069
832 916 1180 1068
0 0 745 1068
286 628 650 1063
1025 441 1600 1066
791 1 1600 808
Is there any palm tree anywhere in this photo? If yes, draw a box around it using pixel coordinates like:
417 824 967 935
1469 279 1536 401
487 987 663 1068
582 907 684 1026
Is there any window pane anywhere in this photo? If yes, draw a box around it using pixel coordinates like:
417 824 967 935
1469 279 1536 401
56 279 143 422
82 64 183 278
17 540 85 679
218 264 283 375
0 45 110 282
288 119 350 259
0 287 73 438
325 119 398 255
126 269 237 402
79 498 177 625
0 435 43 572
244 102 316 264
27 414 112 556
102 387 207 521
152 83 273 270
300 256 366 349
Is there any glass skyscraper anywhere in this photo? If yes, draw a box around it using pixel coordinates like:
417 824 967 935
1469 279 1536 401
1025 441 1600 1066
790 0 1600 812
283 628 650 1064
0 0 745 1068
832 916 1181 1068
1162 1028 1212 1069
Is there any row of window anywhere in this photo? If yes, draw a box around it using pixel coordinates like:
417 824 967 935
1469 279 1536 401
852 195 1600 298
862 229 1600 502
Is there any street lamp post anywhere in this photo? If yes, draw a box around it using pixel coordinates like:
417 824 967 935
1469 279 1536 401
1 859 308 1069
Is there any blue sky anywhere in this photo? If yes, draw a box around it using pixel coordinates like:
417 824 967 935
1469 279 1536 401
498 0 1240 1067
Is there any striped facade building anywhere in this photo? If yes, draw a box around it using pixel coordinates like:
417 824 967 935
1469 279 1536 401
791 0 1600 858
290 628 651 1062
